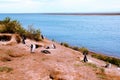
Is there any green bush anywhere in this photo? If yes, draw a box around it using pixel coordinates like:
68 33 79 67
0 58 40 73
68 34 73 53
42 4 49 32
0 17 26 35
25 25 42 41
0 17 42 41
92 54 120 67
79 47 89 55
72 46 80 51
85 63 97 68
60 42 70 47
60 42 89 55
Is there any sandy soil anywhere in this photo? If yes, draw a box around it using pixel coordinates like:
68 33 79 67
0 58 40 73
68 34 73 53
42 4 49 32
0 38 120 80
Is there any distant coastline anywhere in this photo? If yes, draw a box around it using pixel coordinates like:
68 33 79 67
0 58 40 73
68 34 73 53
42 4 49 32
42 13 120 15
0 13 120 15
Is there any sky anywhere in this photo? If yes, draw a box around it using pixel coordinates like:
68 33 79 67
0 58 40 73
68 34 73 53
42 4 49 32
0 0 120 13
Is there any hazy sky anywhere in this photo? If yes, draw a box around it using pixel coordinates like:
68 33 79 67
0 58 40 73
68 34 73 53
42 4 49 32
0 0 120 13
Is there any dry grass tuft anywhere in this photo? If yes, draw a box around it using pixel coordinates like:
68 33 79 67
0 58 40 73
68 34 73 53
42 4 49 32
84 62 107 79
96 68 106 79
0 66 13 73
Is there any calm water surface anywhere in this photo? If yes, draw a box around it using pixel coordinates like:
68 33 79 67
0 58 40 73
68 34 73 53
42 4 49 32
0 14 120 57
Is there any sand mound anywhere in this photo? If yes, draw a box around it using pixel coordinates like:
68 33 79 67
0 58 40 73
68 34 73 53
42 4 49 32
0 33 21 45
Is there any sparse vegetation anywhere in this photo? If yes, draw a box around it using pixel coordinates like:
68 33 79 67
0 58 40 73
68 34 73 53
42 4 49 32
84 62 106 79
79 47 89 55
0 17 42 41
84 63 97 69
0 66 13 72
72 46 80 51
60 42 70 47
74 63 81 67
61 42 120 67
52 39 55 42
60 42 89 54
41 58 46 61
92 53 120 67
25 25 42 41
96 67 106 79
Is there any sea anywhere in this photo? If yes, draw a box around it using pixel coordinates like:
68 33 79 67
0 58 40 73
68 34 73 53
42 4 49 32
0 13 120 58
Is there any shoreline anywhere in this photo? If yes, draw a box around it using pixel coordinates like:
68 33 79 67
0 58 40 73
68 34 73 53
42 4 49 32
59 41 120 59
59 41 120 67
89 50 120 59
88 49 120 59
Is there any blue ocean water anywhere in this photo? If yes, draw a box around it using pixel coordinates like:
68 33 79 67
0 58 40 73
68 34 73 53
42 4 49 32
0 14 120 57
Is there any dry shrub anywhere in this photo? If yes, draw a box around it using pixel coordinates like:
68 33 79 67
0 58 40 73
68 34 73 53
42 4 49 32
0 66 13 72
96 68 105 75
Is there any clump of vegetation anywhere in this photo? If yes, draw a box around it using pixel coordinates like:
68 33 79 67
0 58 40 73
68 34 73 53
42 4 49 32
79 47 89 54
72 46 80 51
74 63 81 67
96 68 106 79
60 42 120 67
92 53 120 67
25 25 42 41
95 67 106 79
0 17 26 35
60 42 70 47
0 17 42 41
0 66 13 72
85 63 97 68
60 42 89 54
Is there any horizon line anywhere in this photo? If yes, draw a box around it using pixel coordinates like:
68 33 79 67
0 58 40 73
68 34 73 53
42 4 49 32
0 12 120 15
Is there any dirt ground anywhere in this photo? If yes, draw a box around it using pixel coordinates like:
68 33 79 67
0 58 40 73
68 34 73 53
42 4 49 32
0 39 120 80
